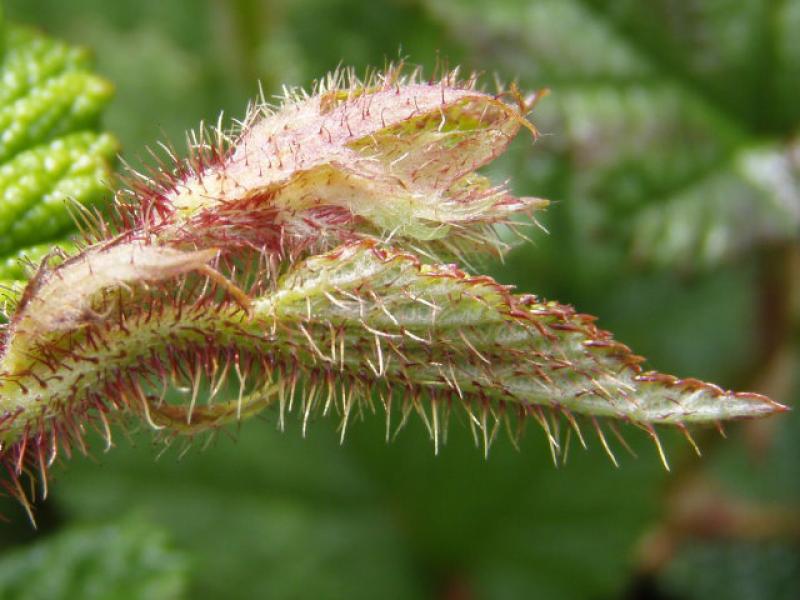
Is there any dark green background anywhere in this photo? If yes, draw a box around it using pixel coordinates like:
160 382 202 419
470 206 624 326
1 1 798 598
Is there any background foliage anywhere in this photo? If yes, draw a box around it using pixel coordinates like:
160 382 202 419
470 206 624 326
1 1 798 598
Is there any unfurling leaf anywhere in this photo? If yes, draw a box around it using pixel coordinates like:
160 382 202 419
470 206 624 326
124 66 547 259
0 65 787 520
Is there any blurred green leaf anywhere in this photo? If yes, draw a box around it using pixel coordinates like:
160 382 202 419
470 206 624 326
661 540 800 600
427 0 800 270
51 421 426 600
653 351 800 599
0 516 189 600
47 413 675 600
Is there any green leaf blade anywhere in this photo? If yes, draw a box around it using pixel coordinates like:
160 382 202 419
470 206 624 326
261 241 784 428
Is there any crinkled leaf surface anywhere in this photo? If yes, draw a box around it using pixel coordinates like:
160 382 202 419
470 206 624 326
0 16 117 295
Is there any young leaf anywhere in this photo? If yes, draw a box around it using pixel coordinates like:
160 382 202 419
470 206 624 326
125 67 546 260
0 65 788 519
